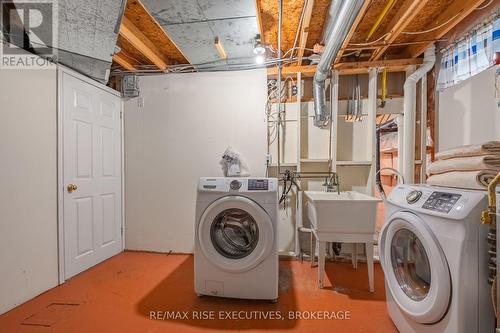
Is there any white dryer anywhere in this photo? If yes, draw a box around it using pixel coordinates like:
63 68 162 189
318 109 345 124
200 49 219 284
379 184 494 333
195 177 278 300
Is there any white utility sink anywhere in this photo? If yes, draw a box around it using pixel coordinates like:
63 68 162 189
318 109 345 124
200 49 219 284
304 190 382 292
304 191 382 234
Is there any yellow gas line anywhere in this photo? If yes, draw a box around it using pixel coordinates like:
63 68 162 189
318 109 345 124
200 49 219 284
365 0 396 42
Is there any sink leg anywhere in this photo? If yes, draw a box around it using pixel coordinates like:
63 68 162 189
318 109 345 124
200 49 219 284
352 243 358 269
366 242 374 292
318 241 326 288
310 231 314 267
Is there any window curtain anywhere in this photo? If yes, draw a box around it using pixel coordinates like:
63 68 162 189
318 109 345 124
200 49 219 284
437 15 500 91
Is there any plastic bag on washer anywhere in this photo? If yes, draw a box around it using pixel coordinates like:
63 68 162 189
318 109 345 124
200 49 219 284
220 146 251 177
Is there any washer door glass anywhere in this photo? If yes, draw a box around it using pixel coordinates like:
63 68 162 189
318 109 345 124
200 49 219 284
198 196 274 273
210 208 259 259
391 228 431 301
379 212 451 324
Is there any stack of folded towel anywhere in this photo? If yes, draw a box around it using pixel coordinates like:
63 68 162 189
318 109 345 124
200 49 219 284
426 141 500 190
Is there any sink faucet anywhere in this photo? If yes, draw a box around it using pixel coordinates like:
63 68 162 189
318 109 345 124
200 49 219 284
323 173 340 194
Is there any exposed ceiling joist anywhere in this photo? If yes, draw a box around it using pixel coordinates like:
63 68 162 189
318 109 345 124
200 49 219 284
370 0 430 61
124 0 188 65
406 0 486 58
119 16 168 70
113 53 136 71
254 0 265 44
268 58 423 77
296 0 315 65
334 0 371 64
335 57 423 70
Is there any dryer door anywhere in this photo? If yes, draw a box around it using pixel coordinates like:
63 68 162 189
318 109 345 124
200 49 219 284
198 196 274 273
379 211 451 324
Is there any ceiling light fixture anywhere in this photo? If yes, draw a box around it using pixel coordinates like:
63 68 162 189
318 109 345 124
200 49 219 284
214 37 227 59
253 34 266 64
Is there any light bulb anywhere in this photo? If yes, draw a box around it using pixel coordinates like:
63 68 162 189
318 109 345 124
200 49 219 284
255 54 265 64
253 44 266 55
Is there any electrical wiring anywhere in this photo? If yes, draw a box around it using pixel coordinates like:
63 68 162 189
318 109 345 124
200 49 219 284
348 32 391 46
282 47 315 59
342 50 358 57
289 0 309 59
345 10 464 51
119 52 142 65
401 11 463 35
476 0 494 11
266 76 294 147
266 44 278 54
113 56 304 76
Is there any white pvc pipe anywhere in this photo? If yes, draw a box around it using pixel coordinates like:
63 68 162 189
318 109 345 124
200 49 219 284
420 74 427 183
402 45 435 183
367 67 378 195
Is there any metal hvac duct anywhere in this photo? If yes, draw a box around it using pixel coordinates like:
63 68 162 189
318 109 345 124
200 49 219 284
313 0 365 128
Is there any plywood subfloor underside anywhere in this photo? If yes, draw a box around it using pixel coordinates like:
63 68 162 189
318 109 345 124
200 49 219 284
0 252 397 332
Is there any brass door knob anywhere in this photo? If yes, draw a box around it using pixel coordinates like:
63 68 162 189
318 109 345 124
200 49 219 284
67 184 78 193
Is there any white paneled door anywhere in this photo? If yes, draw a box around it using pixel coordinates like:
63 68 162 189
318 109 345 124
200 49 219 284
62 71 122 279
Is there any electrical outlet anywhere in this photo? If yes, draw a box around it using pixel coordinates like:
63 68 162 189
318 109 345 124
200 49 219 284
137 97 144 108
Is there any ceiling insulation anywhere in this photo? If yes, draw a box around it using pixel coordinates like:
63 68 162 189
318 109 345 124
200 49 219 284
0 0 124 82
141 0 260 67
57 0 125 82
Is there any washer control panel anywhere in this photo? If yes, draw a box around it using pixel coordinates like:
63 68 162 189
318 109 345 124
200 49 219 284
422 191 462 213
248 179 269 191
199 177 277 193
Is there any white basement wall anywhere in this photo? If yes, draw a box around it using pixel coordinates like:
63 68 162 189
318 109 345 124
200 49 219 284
438 66 500 151
124 69 268 253
0 69 59 314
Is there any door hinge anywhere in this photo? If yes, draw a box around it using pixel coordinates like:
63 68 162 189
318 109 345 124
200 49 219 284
120 110 123 119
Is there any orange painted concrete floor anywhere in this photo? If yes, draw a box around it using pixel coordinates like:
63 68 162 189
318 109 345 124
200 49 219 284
0 252 397 333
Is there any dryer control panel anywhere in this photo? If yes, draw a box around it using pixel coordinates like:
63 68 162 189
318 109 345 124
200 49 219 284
421 192 462 213
386 184 486 220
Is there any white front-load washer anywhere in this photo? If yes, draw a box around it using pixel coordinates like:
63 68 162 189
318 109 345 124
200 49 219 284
195 177 278 300
379 184 494 333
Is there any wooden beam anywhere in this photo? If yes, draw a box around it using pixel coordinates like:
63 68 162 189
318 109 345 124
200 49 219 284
119 16 168 70
406 0 486 58
128 0 189 64
370 0 430 61
214 37 227 59
268 65 317 77
254 0 265 44
113 53 136 71
268 58 423 77
336 57 423 71
296 0 315 65
334 0 371 64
